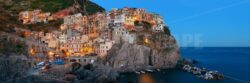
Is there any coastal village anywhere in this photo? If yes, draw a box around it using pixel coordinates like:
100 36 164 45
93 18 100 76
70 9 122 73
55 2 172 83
0 0 225 82
17 7 165 65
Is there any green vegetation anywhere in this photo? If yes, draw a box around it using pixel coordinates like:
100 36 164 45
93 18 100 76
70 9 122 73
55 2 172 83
29 0 74 13
27 0 105 14
0 0 105 32
85 1 105 15
164 26 171 35
25 20 63 32
0 38 27 55
163 44 175 52
134 21 152 32
0 0 75 13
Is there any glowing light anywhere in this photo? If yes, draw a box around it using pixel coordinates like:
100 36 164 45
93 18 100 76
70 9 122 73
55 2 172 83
48 16 54 21
66 52 70 56
134 15 141 21
23 15 30 19
48 51 54 56
55 55 60 57
81 47 93 55
139 74 155 83
60 25 66 30
23 31 30 37
30 48 35 55
133 17 137 20
144 38 149 44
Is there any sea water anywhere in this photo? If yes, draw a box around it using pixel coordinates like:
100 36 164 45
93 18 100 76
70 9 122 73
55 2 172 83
120 47 250 83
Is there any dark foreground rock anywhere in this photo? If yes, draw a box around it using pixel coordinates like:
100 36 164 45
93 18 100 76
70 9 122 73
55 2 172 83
8 75 67 83
0 54 31 83
68 63 120 83
5 63 119 83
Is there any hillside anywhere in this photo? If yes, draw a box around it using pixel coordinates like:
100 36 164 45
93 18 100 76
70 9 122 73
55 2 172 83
0 0 105 32
0 0 181 82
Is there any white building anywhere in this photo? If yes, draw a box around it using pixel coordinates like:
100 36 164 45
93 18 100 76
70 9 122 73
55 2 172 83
112 26 136 44
124 33 136 44
67 55 97 65
59 33 67 43
63 13 82 25
114 14 125 25
95 40 115 57
151 13 165 32
48 39 59 48
61 35 89 56
152 24 164 32
19 9 51 24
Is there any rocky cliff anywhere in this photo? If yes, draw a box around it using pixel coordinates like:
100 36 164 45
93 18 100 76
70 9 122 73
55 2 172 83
104 26 180 71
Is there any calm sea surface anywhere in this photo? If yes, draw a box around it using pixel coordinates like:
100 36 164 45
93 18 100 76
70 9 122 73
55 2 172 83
119 47 250 83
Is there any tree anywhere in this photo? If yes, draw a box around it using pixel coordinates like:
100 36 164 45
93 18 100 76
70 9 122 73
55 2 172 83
163 26 171 35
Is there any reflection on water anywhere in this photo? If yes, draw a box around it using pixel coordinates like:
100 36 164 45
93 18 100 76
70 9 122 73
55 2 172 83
120 48 250 83
139 74 155 83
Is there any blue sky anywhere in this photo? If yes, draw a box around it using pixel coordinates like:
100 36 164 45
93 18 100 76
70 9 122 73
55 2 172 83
92 0 250 47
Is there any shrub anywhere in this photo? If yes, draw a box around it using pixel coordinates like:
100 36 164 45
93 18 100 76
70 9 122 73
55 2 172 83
164 26 171 35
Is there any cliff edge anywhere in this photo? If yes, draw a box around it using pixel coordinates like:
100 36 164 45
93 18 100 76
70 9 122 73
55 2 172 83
103 24 180 71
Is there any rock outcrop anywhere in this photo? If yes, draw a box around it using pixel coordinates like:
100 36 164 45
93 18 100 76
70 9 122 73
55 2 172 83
61 63 119 83
0 54 31 83
104 29 180 71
